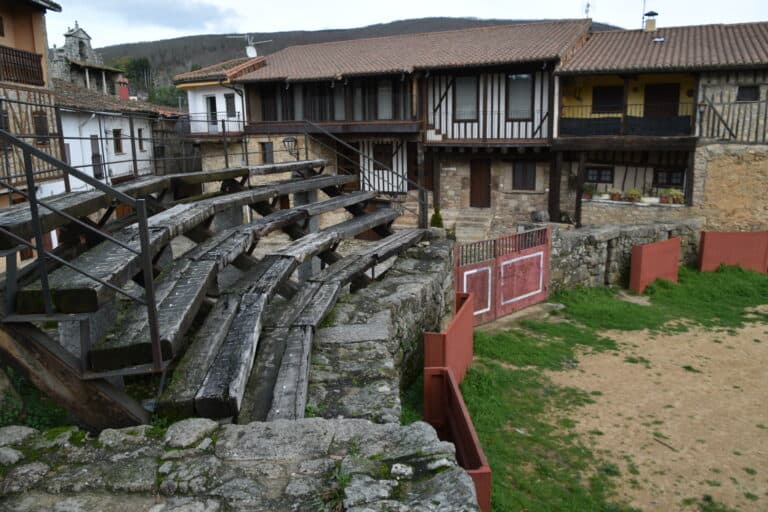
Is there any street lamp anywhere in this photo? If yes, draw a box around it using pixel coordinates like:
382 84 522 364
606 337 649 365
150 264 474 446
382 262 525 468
282 136 299 161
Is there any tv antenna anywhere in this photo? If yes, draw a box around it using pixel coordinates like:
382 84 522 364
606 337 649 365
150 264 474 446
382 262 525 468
227 34 272 58
584 1 591 18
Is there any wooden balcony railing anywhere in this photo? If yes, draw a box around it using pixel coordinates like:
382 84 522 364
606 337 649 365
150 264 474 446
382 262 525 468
0 45 45 86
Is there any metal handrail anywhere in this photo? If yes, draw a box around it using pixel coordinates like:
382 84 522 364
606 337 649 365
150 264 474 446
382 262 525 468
0 129 163 373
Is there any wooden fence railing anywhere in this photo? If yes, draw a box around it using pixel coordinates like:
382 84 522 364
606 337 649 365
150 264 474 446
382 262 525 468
0 45 44 86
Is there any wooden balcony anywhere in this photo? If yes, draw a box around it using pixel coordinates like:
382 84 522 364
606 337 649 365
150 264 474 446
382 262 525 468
246 119 421 135
0 45 45 86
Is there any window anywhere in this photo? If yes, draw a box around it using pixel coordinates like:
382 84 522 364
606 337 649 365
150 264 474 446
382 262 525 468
592 86 624 113
225 93 237 117
585 166 614 184
377 80 393 120
736 85 760 102
454 76 478 121
372 143 393 170
333 86 345 121
512 161 536 191
112 129 123 154
653 168 685 188
260 142 274 164
31 111 49 145
137 128 145 151
507 74 533 120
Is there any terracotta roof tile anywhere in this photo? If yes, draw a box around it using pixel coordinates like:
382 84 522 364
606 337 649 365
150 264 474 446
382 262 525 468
558 22 768 74
52 79 178 116
237 20 591 82
174 57 265 83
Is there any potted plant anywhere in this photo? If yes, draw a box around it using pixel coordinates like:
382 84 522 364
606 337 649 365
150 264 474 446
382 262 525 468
609 189 623 201
669 189 685 204
626 188 642 202
582 183 596 200
659 189 672 204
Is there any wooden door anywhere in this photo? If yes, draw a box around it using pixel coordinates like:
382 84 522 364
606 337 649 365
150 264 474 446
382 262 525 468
470 159 491 208
644 84 680 118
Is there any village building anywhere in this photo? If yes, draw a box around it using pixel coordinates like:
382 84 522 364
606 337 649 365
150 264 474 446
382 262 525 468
48 21 125 96
0 0 66 206
206 21 590 239
554 18 768 231
173 57 265 173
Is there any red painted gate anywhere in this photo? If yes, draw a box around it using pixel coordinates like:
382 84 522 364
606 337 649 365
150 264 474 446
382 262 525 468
455 228 550 325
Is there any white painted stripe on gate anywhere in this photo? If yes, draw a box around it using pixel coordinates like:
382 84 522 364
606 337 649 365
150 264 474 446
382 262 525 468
499 251 544 305
463 266 493 315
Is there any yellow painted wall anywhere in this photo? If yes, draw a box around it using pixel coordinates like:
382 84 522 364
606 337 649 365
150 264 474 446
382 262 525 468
561 73 697 118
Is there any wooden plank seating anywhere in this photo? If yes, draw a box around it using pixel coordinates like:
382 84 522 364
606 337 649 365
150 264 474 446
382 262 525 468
237 229 426 423
14 174 359 314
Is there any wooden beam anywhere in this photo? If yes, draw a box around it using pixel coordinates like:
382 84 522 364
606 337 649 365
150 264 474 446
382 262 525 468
549 152 563 222
0 324 149 430
575 152 587 228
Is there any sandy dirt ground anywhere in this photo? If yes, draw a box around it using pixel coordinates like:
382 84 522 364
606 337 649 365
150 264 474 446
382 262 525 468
547 314 768 511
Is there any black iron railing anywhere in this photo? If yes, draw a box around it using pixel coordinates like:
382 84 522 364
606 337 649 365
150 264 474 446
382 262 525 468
559 103 695 137
0 45 45 86
0 129 163 376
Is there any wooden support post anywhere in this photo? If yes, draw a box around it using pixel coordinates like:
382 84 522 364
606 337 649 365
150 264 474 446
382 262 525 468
417 142 428 228
222 120 229 169
549 151 563 222
432 150 441 211
54 106 71 192
621 77 629 135
575 152 587 227
128 115 139 178
294 168 320 282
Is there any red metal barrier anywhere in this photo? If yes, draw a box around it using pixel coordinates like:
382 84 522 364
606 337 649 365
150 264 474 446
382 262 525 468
629 237 681 293
424 367 492 512
424 293 475 383
699 231 768 273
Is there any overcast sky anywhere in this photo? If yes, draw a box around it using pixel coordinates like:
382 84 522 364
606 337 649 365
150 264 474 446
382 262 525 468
46 0 768 48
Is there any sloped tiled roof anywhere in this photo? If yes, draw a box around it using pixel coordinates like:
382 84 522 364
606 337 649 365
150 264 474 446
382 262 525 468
174 57 266 84
236 20 592 82
52 79 179 116
558 22 768 74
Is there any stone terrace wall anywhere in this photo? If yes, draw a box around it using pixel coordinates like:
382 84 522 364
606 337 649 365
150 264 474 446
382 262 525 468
0 418 478 511
581 201 693 227
531 220 704 291
308 235 454 423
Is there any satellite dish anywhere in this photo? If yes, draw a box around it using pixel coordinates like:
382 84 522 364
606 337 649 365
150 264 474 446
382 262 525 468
245 46 258 58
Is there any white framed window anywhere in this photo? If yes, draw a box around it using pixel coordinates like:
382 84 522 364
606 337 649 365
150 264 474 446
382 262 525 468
507 74 533 120
454 76 478 121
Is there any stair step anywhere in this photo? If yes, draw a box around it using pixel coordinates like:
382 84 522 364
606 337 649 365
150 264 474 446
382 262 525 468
88 259 218 371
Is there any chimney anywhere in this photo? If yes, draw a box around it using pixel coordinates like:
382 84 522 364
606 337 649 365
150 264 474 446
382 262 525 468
117 77 130 100
644 11 658 32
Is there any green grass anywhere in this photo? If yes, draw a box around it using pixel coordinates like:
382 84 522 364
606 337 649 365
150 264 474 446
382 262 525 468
457 266 768 512
0 365 68 430
553 266 768 332
400 375 423 425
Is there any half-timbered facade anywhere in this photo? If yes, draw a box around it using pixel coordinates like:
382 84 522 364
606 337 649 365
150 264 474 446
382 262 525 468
555 20 768 231
236 20 591 237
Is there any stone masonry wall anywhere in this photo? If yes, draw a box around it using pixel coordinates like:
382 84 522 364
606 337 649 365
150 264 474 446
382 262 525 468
0 417 478 511
531 219 704 291
308 235 454 423
692 143 768 231
581 201 695 226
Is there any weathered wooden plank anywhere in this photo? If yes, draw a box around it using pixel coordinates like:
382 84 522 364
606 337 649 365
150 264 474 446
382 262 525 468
170 167 249 185
249 209 307 237
299 191 375 216
359 229 426 261
293 281 342 327
269 174 356 196
265 281 323 328
197 185 278 213
142 203 214 238
238 327 289 423
266 326 313 421
190 226 255 270
248 255 299 296
88 260 218 371
248 159 328 176
156 293 241 418
272 231 339 263
194 291 268 419
0 324 149 430
326 208 399 239
16 226 171 314
310 254 376 284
